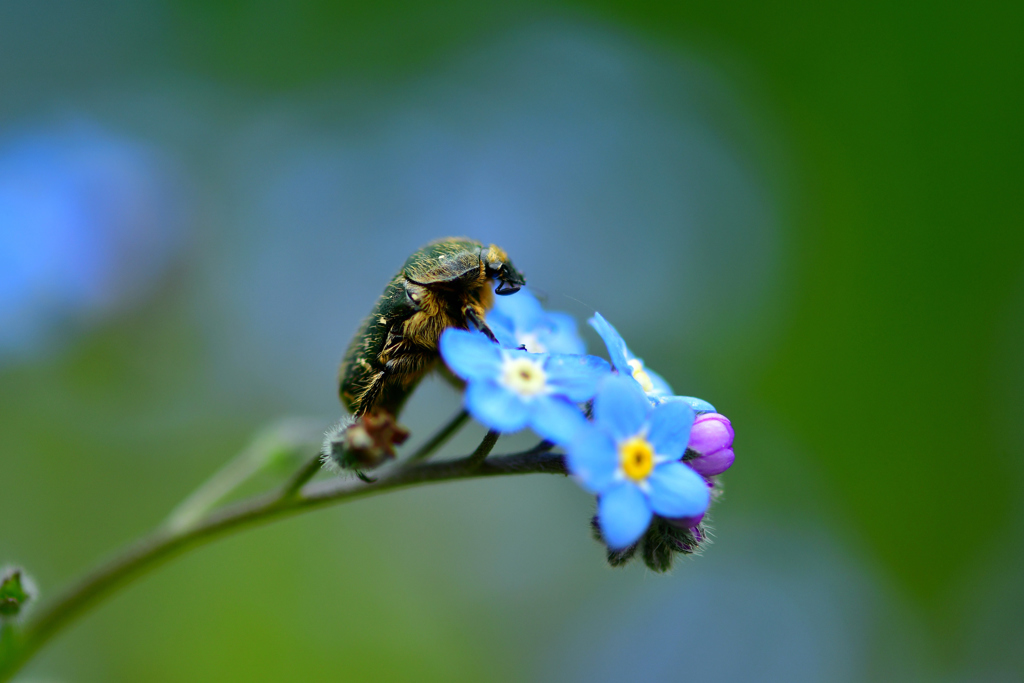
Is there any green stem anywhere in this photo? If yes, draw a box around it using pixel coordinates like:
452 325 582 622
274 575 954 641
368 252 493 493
0 448 565 682
466 430 500 467
163 419 321 533
405 409 470 462
163 448 268 533
279 452 325 498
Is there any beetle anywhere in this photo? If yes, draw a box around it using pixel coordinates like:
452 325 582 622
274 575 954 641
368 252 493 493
339 238 526 417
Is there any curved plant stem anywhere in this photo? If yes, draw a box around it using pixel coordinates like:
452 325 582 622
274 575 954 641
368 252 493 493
405 409 470 462
163 418 322 533
0 446 563 682
163 447 270 533
466 430 500 467
284 408 476 498
279 452 326 498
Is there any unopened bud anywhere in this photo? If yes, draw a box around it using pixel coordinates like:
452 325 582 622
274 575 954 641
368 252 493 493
684 413 735 476
666 511 705 530
0 567 35 618
322 410 409 471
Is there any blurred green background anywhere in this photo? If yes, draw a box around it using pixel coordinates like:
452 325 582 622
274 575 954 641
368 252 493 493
2 1 1022 681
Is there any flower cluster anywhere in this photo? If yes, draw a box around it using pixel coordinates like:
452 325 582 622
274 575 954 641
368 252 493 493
440 288 736 571
439 327 607 444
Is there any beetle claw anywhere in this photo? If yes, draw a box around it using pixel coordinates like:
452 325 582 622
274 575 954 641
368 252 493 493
495 281 521 295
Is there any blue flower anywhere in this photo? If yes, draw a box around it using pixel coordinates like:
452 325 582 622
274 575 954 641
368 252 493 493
487 287 586 354
567 374 710 550
439 328 610 443
0 122 184 358
589 312 715 413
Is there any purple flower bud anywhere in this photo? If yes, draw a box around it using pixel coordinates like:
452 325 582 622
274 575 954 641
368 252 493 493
666 512 705 529
685 413 734 476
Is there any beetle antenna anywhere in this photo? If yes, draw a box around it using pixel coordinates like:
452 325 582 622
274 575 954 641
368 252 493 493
559 292 599 314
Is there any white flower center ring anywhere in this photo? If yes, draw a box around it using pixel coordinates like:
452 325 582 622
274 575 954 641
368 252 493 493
501 355 548 397
627 358 655 393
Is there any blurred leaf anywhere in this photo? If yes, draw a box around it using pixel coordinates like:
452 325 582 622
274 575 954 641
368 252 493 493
168 0 518 87
565 0 1024 632
0 569 32 618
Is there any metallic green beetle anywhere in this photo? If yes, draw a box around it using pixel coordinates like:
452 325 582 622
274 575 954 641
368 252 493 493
339 238 526 417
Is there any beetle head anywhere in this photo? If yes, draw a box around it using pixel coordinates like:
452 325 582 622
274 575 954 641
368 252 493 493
483 244 525 295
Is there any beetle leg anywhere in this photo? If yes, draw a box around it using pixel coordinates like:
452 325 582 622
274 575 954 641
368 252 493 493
384 352 434 379
382 332 404 357
463 305 499 344
355 370 387 415
356 348 435 415
356 470 377 484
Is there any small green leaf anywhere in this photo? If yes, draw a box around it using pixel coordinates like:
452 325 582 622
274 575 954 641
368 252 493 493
0 568 34 618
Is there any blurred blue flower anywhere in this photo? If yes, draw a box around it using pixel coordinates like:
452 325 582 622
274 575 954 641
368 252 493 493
589 312 715 413
486 287 586 354
439 328 610 443
0 122 184 357
567 374 709 550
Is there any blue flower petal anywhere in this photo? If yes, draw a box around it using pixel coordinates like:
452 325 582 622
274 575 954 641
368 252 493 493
664 395 717 413
464 380 531 432
565 424 619 493
647 399 696 460
645 366 674 398
588 312 632 375
543 312 587 355
439 328 503 380
529 395 589 445
646 461 710 519
489 289 587 355
593 374 648 440
490 286 546 329
486 315 520 349
598 483 653 550
543 353 611 402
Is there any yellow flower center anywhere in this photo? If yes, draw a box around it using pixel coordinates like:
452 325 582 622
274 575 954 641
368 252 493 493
501 356 547 397
619 435 655 482
627 359 654 393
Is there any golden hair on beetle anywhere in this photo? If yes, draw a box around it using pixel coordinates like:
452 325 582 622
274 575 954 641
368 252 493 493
337 238 525 421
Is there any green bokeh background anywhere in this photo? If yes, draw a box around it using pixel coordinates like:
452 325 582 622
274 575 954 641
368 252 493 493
2 1 1022 680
